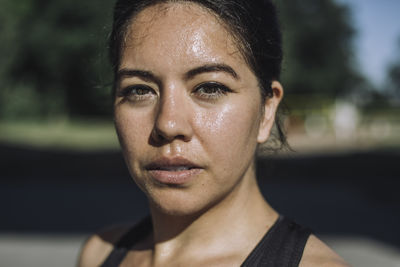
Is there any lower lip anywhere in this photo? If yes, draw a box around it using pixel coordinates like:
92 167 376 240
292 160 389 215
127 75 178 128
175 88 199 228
148 168 202 185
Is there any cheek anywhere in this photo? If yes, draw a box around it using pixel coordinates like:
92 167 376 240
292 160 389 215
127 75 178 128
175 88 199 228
194 102 261 163
114 107 152 158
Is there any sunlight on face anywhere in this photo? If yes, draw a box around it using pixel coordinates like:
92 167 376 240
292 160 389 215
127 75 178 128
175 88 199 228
114 3 278 215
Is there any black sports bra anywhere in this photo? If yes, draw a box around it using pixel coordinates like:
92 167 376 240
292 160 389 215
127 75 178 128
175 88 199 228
100 216 311 267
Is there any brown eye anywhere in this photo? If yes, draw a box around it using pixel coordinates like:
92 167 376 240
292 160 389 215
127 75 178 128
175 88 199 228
118 85 157 102
135 87 151 95
193 82 232 100
120 85 153 96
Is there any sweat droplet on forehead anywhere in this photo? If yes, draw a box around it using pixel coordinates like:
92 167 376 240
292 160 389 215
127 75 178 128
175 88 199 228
188 30 205 56
121 3 244 70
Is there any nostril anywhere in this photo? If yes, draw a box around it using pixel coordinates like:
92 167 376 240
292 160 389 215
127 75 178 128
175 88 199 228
150 124 191 146
151 128 166 143
175 134 187 141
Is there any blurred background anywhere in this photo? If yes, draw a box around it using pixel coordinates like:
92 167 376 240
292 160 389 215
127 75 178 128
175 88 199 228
0 0 399 266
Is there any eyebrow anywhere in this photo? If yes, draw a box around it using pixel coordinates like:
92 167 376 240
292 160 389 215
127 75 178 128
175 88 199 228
117 69 160 84
117 63 239 84
184 64 239 80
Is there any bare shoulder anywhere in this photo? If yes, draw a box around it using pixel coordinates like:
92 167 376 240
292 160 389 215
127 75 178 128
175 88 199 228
77 223 133 267
300 235 351 267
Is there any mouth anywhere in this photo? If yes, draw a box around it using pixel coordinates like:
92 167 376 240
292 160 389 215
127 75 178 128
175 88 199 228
149 166 198 171
145 157 203 185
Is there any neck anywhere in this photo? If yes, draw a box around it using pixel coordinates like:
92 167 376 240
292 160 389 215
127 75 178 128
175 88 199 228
147 163 278 264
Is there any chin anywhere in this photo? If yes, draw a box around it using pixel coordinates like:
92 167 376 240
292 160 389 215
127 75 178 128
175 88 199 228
147 188 219 217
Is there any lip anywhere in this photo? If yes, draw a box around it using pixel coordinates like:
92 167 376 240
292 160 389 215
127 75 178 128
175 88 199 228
145 157 203 185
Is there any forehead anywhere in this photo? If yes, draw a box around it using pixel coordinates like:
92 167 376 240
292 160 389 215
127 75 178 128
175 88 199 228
120 2 247 71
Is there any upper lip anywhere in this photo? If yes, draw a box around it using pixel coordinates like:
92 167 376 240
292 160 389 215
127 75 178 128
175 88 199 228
145 157 202 170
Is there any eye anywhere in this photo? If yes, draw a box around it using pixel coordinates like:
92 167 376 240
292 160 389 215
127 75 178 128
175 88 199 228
118 85 157 102
193 82 232 100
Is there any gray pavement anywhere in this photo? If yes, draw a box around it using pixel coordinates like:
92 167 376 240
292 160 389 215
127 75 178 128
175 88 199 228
0 234 399 267
0 234 85 267
323 236 400 267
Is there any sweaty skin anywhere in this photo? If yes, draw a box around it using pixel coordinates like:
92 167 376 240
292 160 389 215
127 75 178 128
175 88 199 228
114 3 275 218
79 3 349 267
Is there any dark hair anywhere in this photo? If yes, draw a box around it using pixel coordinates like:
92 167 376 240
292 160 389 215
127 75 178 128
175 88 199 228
109 0 287 149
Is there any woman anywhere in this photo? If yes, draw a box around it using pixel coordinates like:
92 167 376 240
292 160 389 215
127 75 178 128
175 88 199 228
79 0 349 266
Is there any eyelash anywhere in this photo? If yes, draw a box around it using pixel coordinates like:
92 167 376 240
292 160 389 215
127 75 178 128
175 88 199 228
118 85 156 101
193 82 232 100
118 82 232 102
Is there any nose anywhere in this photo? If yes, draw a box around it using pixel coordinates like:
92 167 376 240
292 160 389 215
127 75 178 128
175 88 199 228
151 87 193 144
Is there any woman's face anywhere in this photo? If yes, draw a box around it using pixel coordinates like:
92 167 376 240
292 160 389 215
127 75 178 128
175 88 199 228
114 3 281 215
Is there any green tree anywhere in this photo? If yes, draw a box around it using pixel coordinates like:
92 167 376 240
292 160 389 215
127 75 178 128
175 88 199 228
0 0 366 120
387 37 400 100
0 0 114 120
277 0 363 98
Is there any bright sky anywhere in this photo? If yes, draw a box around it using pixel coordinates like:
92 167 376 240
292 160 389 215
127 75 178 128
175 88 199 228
336 0 400 88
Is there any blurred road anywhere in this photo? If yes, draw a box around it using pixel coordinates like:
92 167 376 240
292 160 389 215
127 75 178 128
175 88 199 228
0 234 399 267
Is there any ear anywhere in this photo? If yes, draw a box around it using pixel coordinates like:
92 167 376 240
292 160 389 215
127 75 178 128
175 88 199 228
257 81 284 143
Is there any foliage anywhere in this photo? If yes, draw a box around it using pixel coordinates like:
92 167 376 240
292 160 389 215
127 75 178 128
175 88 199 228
386 37 400 101
0 0 366 120
276 0 364 98
0 0 114 120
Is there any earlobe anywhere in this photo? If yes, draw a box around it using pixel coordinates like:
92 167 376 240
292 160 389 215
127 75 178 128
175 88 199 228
257 81 284 143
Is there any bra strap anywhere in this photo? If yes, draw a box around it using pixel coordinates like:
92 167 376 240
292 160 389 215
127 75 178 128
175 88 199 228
100 216 152 267
241 216 311 267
